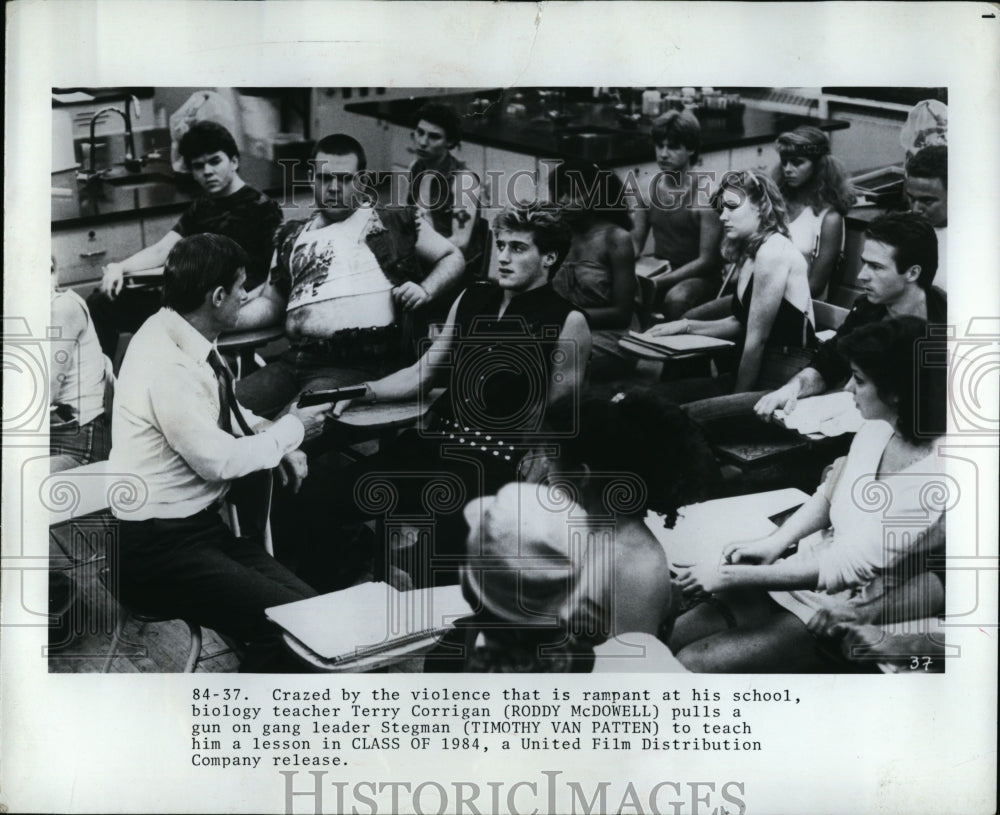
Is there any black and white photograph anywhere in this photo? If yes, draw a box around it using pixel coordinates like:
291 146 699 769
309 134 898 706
41 82 953 675
3 2 997 814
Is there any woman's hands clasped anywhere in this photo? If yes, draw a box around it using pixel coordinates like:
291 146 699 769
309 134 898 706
722 536 783 565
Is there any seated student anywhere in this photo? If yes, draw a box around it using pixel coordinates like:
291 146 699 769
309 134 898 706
407 102 482 263
234 133 465 418
630 110 723 319
904 145 948 290
437 481 613 673
669 317 947 672
48 256 114 645
427 387 720 672
87 122 282 357
315 205 590 588
752 213 945 419
548 159 637 380
49 257 112 472
646 170 816 399
772 126 856 299
685 212 945 442
109 234 333 672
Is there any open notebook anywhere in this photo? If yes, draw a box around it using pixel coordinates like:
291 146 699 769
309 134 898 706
775 390 865 438
266 582 471 663
644 488 809 569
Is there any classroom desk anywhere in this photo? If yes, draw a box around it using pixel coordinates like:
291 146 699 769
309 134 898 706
321 388 446 453
645 488 810 569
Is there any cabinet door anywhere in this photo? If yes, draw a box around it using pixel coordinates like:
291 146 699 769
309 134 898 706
138 212 182 248
615 161 658 203
52 221 145 293
387 124 416 173
728 143 776 174
697 148 730 180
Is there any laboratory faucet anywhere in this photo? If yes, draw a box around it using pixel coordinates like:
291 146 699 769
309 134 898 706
86 95 141 177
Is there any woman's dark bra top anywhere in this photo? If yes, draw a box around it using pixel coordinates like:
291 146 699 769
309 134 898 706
732 273 817 349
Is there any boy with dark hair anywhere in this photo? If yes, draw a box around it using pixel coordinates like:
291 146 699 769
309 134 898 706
751 212 945 420
904 145 948 289
630 109 723 319
407 103 481 260
87 121 282 357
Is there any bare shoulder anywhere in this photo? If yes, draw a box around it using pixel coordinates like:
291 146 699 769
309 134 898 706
820 209 845 232
618 526 670 584
614 526 672 620
561 308 590 336
603 223 634 251
756 231 798 261
754 233 802 278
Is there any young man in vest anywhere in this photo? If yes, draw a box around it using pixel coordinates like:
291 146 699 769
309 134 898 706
234 133 465 418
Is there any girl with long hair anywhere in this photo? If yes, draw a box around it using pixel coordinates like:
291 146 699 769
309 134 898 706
647 169 816 395
772 126 856 299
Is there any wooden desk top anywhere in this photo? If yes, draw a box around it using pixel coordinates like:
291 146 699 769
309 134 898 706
332 388 445 430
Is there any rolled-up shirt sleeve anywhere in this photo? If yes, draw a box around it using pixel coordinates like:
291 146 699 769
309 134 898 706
149 361 303 483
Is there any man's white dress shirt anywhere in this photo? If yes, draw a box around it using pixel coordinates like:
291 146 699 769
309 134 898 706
110 308 303 520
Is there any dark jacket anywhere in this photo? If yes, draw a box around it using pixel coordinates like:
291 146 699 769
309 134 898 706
810 286 948 388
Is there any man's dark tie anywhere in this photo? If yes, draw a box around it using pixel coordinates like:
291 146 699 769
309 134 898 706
207 349 255 437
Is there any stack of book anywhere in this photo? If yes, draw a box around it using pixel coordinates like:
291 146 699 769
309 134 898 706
619 330 735 360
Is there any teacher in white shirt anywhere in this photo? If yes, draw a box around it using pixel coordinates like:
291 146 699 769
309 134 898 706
109 234 333 672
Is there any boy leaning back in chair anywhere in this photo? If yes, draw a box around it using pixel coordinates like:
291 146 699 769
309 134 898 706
87 121 282 359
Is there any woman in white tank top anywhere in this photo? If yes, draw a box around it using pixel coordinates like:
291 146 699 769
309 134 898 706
773 127 856 300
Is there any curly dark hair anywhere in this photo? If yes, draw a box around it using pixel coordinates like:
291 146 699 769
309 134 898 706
543 385 721 527
837 316 947 443
905 145 947 186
